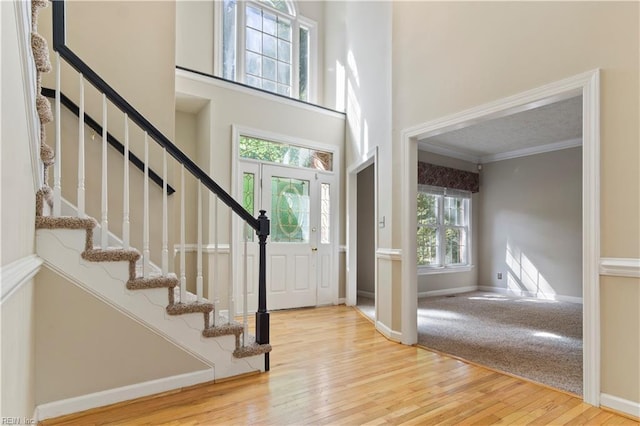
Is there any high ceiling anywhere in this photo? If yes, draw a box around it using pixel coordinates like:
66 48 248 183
418 95 583 163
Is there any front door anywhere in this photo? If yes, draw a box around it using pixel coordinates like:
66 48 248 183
262 164 317 309
237 162 336 312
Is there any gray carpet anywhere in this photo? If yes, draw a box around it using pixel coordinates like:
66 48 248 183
358 291 583 395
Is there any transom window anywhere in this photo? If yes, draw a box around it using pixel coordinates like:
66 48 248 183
417 185 471 271
239 135 333 171
222 0 313 101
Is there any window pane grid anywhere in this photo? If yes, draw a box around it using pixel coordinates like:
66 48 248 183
224 1 311 101
244 4 292 95
417 190 470 268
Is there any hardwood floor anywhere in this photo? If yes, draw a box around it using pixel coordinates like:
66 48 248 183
42 306 637 425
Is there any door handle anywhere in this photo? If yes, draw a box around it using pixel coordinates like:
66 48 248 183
311 247 318 252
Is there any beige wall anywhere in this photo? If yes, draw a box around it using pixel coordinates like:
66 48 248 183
392 1 639 405
600 277 640 402
176 0 214 74
1 0 39 418
479 148 582 299
40 1 176 139
35 267 208 404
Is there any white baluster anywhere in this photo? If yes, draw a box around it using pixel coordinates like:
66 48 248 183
143 133 150 278
227 211 233 323
213 195 219 324
180 165 186 303
100 93 108 249
196 182 203 301
77 74 85 218
53 53 61 216
243 226 248 346
122 114 130 249
161 149 168 276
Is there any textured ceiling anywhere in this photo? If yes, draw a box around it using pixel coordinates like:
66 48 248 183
419 95 583 160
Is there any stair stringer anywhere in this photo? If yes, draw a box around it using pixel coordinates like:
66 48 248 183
36 227 265 380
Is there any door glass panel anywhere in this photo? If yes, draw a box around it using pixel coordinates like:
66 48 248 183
320 183 330 244
242 172 255 241
271 176 309 243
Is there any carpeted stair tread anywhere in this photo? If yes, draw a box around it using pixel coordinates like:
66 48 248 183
82 248 141 263
233 336 272 358
36 216 97 229
127 273 178 290
202 321 244 338
31 32 51 73
166 301 214 315
35 188 54 217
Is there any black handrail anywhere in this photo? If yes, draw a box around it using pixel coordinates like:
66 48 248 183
41 87 175 195
51 0 270 370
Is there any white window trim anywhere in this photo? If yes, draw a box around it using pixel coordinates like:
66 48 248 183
215 0 316 103
417 186 473 273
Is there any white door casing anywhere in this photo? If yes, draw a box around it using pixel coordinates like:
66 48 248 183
232 127 339 313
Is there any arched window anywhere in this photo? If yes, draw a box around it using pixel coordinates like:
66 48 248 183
221 0 314 102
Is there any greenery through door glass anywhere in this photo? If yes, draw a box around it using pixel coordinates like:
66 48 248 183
239 136 333 171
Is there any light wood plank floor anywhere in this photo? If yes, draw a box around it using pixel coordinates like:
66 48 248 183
43 306 638 425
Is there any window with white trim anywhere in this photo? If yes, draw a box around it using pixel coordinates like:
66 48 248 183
222 0 314 101
417 185 471 271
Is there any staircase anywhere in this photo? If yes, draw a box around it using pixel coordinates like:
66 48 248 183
29 0 271 386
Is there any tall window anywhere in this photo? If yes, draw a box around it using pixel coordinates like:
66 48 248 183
222 0 313 101
417 185 471 270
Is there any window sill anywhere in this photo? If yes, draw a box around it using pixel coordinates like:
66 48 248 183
418 265 475 276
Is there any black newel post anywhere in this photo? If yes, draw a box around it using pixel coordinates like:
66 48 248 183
256 210 270 371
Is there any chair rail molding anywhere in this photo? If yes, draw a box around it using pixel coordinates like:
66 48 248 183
599 258 640 278
1 255 43 303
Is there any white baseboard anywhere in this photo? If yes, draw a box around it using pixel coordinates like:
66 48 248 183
336 298 346 305
35 368 215 421
376 320 402 343
418 286 478 298
600 393 640 419
357 290 375 299
477 286 583 304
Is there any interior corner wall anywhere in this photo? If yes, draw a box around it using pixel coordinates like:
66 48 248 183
176 0 214 75
34 267 209 405
1 0 38 418
416 152 479 294
478 148 582 299
324 1 394 326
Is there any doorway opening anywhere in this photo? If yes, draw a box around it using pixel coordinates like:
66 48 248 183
356 163 376 320
400 70 600 404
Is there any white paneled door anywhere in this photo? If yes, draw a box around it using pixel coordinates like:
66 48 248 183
238 162 336 312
